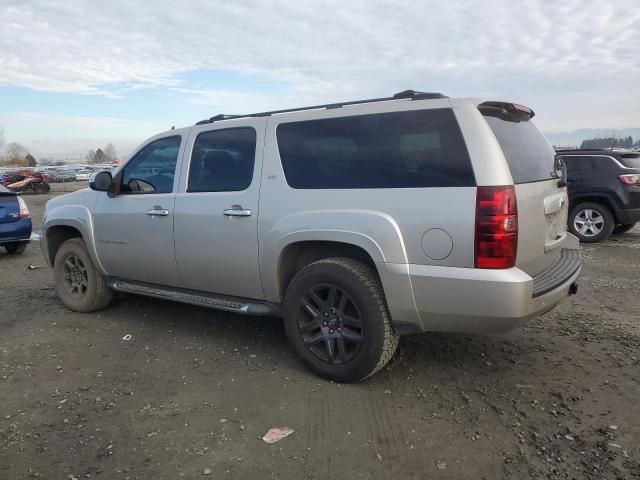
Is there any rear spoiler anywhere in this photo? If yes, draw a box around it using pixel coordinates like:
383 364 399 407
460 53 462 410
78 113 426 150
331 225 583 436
478 101 535 122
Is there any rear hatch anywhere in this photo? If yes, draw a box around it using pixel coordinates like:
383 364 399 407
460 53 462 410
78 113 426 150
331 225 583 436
0 185 20 224
480 102 568 277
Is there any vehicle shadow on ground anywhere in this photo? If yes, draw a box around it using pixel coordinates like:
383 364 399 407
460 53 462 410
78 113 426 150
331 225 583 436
94 292 538 384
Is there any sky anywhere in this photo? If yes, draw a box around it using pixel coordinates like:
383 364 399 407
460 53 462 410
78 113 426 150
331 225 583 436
1 0 639 160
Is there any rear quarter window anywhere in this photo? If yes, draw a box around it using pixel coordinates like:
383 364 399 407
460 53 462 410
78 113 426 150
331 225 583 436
620 154 640 169
276 109 475 189
483 113 556 184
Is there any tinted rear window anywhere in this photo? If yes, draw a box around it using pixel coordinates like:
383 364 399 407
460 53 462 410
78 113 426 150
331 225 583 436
620 154 640 169
276 109 474 189
483 113 556 184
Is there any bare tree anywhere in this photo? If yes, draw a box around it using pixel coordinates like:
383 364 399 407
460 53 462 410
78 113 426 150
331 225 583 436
86 149 96 164
104 143 117 163
94 148 106 164
4 142 28 166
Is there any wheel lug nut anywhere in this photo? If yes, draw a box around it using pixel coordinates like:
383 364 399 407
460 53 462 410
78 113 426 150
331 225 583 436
324 312 329 317
329 329 334 334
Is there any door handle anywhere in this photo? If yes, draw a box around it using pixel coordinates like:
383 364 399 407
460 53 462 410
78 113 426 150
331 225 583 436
223 207 252 217
147 207 169 217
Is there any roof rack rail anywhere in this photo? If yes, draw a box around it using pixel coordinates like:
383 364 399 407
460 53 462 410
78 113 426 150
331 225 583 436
194 89 447 125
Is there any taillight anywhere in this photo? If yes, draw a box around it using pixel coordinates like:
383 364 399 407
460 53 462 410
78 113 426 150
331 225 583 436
475 186 518 269
619 174 640 185
17 196 30 218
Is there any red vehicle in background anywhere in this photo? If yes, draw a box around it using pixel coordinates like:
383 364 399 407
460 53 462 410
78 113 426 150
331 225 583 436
0 170 51 194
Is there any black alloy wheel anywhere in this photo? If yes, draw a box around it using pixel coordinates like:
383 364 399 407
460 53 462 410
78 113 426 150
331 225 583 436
297 283 364 365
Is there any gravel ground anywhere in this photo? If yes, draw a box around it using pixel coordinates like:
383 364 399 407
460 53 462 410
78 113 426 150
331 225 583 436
1 191 638 479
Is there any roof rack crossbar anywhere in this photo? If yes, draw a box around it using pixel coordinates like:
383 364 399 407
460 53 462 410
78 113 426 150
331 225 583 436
194 90 447 125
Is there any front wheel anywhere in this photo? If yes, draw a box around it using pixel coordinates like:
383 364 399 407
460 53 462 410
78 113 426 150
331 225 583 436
613 222 636 235
283 258 398 382
568 202 615 243
54 238 113 312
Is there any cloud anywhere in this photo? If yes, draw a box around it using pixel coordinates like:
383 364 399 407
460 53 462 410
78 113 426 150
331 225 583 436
1 0 639 138
2 0 639 94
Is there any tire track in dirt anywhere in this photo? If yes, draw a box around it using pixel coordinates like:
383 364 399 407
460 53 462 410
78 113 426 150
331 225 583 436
363 395 406 462
304 395 332 479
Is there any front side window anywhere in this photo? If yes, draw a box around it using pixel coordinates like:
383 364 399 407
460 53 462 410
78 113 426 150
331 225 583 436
121 136 181 194
188 128 256 192
276 109 474 189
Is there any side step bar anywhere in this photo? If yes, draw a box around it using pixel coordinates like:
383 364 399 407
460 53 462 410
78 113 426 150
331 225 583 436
107 278 280 316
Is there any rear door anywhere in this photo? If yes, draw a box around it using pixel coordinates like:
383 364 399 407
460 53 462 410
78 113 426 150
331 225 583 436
481 106 568 276
173 120 265 299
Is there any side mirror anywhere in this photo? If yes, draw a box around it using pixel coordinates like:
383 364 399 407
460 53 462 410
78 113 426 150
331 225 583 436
89 171 113 192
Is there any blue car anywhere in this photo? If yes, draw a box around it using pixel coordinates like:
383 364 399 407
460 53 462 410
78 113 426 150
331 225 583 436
0 184 32 254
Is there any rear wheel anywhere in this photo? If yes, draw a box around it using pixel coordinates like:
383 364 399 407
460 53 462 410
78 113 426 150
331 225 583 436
4 242 28 254
54 238 112 312
613 222 636 235
283 258 398 382
33 182 51 194
568 202 615 243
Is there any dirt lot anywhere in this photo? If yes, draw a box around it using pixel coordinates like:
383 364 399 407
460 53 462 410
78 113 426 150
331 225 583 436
1 191 639 479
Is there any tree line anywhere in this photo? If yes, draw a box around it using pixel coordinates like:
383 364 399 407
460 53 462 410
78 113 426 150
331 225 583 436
1 125 119 168
85 144 117 164
580 136 639 149
0 127 37 167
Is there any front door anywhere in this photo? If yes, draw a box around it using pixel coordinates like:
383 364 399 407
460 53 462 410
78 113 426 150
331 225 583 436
93 135 184 287
173 120 265 299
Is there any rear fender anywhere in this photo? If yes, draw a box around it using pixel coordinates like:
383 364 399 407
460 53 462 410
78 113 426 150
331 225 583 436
261 210 422 327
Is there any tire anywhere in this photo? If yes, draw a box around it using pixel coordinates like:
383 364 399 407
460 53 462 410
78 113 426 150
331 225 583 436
4 242 28 254
54 238 112 312
613 222 636 235
33 182 51 194
283 257 399 382
568 202 615 243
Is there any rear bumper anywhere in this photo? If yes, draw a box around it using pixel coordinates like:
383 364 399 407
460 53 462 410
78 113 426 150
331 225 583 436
379 247 581 335
0 218 32 244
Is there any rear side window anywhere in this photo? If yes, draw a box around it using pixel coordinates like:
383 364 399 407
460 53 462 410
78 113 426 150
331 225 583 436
620 154 640 169
483 114 556 184
276 109 474 189
188 128 256 192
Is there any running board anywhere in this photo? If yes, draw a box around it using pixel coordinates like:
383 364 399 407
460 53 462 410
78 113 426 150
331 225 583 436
107 278 279 316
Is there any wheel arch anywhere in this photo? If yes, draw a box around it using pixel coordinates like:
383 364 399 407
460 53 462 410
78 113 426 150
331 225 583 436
276 240 379 302
569 194 619 222
43 207 105 274
45 225 84 266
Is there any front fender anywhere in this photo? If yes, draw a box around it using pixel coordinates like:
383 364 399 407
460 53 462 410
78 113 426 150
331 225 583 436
42 204 106 275
261 209 408 301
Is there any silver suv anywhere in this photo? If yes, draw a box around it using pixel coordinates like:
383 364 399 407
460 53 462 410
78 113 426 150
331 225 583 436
42 90 581 382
